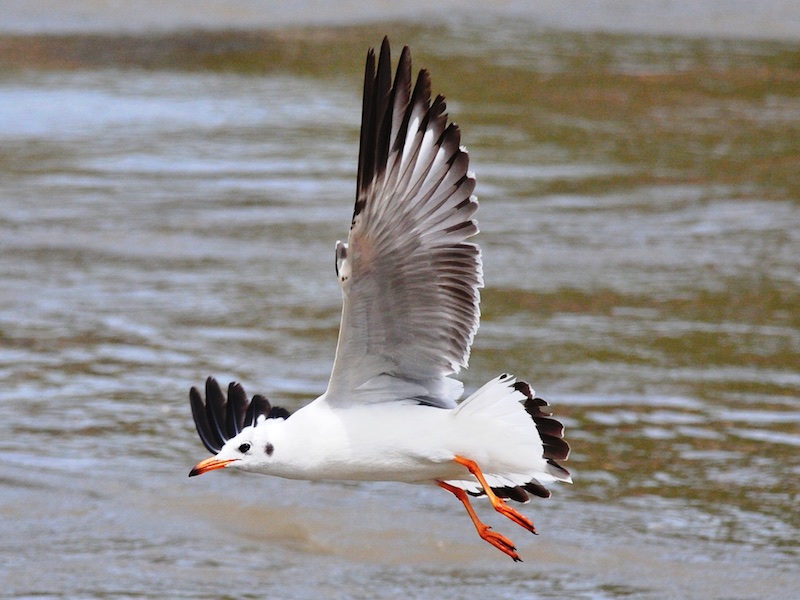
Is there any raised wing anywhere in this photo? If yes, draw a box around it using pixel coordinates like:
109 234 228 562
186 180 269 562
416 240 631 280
324 38 482 407
190 377 290 454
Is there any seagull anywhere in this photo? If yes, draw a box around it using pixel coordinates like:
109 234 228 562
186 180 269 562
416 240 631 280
188 37 571 562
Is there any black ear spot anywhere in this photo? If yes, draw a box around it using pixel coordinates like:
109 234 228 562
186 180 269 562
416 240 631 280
265 443 274 456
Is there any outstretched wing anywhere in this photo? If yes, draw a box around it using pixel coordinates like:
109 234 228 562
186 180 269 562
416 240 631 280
324 38 482 407
190 378 290 454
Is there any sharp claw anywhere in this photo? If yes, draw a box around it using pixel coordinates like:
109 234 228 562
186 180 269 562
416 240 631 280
437 478 527 562
479 526 521 561
497 504 537 534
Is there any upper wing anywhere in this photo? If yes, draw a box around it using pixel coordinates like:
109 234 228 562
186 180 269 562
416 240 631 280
324 38 482 407
190 377 290 454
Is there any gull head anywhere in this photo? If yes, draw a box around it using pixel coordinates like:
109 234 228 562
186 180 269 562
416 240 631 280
189 424 277 476
188 377 291 477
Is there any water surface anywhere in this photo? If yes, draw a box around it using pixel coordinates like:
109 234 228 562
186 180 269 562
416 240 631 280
1 23 798 599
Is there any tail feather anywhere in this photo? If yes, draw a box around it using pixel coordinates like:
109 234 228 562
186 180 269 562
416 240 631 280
448 373 571 503
470 479 553 502
516 380 571 463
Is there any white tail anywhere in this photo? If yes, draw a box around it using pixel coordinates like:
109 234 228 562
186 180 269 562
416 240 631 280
446 373 572 502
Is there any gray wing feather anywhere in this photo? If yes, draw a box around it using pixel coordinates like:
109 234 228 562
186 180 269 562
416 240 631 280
325 38 482 407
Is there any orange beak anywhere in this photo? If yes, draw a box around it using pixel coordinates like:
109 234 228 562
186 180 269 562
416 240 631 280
189 456 237 477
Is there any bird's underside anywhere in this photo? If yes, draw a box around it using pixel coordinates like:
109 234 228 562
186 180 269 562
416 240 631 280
190 374 571 562
188 38 571 562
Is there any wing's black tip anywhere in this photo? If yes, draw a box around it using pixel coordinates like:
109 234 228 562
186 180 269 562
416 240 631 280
515 380 572 471
355 38 445 214
189 377 290 454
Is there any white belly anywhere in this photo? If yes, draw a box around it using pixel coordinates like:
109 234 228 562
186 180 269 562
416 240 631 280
261 400 545 485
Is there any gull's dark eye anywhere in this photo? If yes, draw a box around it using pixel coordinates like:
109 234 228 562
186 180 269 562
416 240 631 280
238 443 251 454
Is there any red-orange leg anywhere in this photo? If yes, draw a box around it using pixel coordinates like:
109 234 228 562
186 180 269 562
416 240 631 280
437 480 522 562
453 455 538 535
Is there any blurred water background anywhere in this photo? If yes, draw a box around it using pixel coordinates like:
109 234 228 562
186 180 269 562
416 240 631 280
1 2 798 599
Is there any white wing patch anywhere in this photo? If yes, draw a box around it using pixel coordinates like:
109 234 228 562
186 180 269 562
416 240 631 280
335 241 351 290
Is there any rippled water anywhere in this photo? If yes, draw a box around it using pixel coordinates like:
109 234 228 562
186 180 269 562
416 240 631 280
1 24 799 599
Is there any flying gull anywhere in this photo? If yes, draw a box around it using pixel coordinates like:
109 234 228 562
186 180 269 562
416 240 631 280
189 37 571 562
